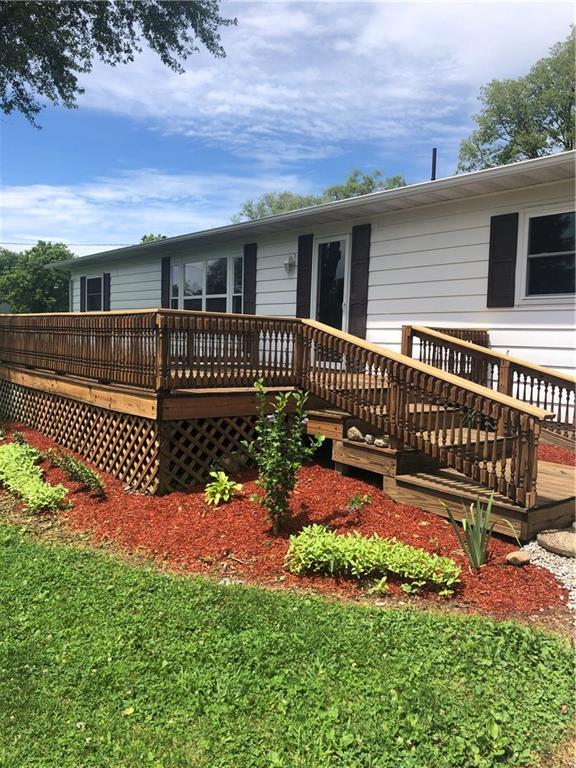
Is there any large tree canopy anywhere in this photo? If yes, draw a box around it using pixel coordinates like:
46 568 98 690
458 28 575 171
233 169 406 221
0 241 72 313
0 1 235 124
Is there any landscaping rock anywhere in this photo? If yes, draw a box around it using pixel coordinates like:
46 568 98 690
523 538 576 611
537 529 576 559
505 551 531 566
364 434 374 445
347 426 363 442
374 438 389 448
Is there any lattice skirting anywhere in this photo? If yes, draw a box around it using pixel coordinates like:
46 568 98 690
0 379 257 495
160 416 256 491
0 379 161 493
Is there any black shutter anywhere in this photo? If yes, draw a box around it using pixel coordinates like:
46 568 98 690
296 234 314 318
348 223 371 338
80 276 86 312
161 256 171 309
243 243 257 314
103 272 111 311
487 213 519 307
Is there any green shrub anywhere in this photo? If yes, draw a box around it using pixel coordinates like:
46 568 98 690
285 524 461 595
11 430 27 445
0 443 68 513
344 493 371 512
204 470 242 506
244 379 324 535
47 450 106 498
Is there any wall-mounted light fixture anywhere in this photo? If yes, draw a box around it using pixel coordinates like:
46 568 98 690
283 253 297 274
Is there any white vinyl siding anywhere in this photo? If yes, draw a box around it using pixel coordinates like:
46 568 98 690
67 177 575 376
365 179 575 375
69 256 162 311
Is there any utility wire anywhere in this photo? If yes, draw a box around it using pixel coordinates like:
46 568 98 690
1 241 132 247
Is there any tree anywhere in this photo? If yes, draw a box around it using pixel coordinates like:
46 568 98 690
0 1 235 125
0 241 72 312
233 168 406 221
140 234 167 243
322 168 406 202
458 28 575 172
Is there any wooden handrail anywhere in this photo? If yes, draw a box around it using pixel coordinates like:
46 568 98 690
402 324 575 441
304 319 554 420
410 325 576 387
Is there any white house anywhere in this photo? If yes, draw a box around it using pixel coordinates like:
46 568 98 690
57 151 576 374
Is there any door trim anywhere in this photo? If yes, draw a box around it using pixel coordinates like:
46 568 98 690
311 234 351 332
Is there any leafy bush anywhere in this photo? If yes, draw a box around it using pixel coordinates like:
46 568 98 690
11 430 27 445
46 450 106 498
244 379 324 535
204 470 242 506
344 493 371 513
0 443 68 513
285 524 461 595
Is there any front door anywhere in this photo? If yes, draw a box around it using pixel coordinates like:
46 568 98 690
315 238 348 331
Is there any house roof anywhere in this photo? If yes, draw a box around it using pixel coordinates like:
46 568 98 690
54 151 575 269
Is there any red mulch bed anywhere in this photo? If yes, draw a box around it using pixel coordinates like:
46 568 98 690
3 425 570 618
538 443 576 466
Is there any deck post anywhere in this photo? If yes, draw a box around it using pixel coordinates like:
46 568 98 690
155 311 169 391
401 326 413 358
498 359 513 397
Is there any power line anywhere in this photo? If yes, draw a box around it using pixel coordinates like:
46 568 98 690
1 241 132 247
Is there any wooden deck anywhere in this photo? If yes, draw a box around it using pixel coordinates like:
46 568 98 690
0 309 571 528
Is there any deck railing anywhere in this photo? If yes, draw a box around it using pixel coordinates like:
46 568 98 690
401 325 576 441
0 310 555 508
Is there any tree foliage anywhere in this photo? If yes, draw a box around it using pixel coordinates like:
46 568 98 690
233 168 407 221
0 241 72 313
458 28 575 171
140 234 167 243
0 1 236 125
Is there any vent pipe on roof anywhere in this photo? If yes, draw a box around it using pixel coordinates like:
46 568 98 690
431 147 437 181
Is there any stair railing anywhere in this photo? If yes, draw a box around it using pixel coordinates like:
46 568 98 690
402 325 576 442
301 319 554 508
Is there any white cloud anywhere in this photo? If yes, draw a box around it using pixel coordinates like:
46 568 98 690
75 0 573 166
0 169 313 257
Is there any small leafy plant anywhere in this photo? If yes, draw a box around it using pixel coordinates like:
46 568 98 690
0 442 68 513
244 379 324 535
285 524 461 595
47 451 106 498
204 470 243 506
11 430 27 445
443 495 495 570
344 493 371 513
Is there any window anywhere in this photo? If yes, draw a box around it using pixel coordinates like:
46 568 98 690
171 255 243 312
526 211 575 296
85 276 103 311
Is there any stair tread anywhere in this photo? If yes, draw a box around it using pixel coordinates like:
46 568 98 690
416 428 503 447
396 468 521 510
397 461 575 511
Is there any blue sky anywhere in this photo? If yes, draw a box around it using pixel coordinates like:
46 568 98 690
1 0 573 256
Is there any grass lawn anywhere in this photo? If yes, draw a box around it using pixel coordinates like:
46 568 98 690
0 523 573 768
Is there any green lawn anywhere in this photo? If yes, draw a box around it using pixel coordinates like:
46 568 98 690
0 524 573 768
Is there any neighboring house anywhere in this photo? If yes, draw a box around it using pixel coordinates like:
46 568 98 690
57 152 575 374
